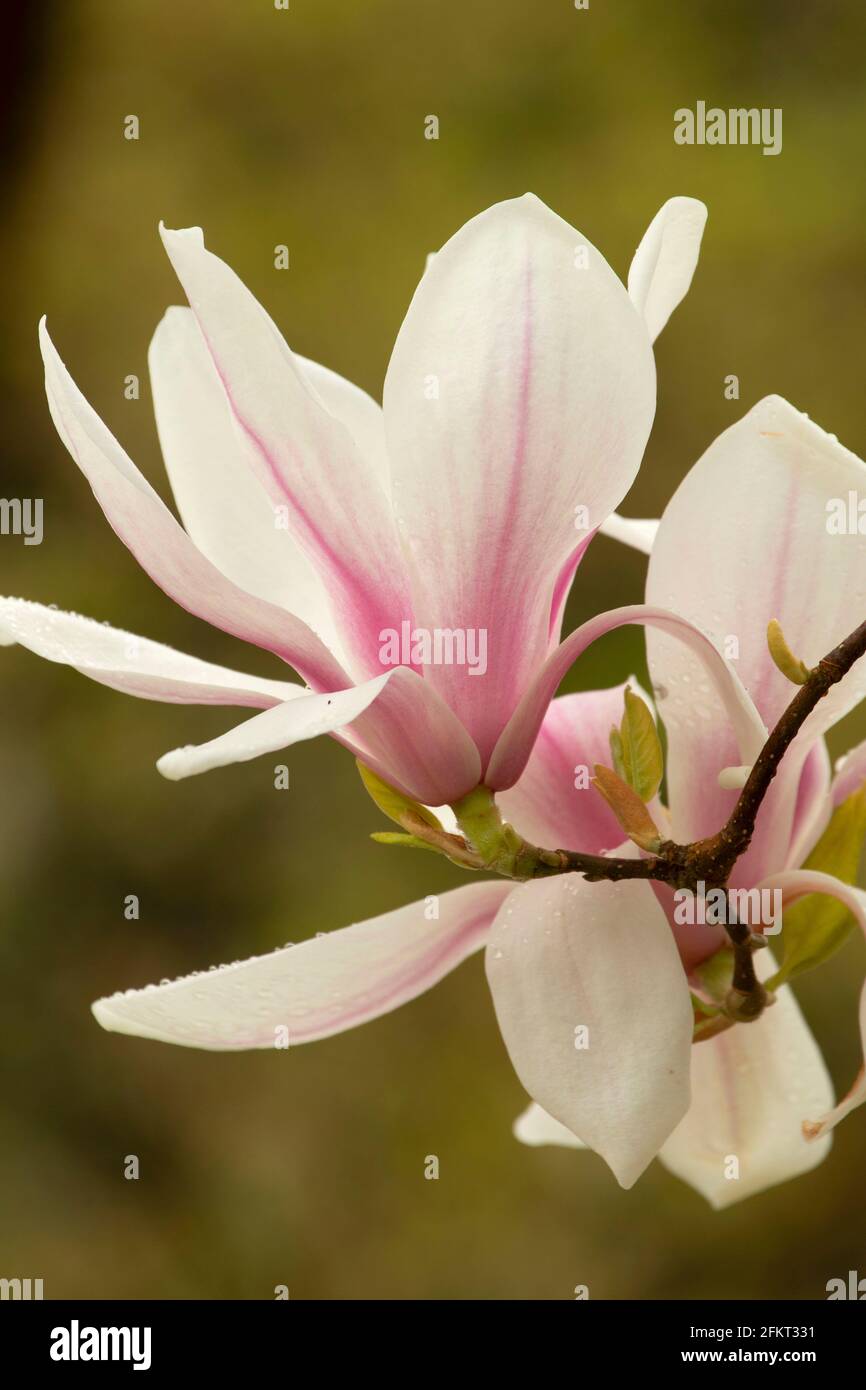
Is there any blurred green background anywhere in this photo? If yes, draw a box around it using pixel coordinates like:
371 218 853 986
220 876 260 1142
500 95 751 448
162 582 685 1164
2 0 866 1300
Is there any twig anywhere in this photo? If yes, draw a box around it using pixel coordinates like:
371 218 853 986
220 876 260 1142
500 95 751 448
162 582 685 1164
513 618 866 1019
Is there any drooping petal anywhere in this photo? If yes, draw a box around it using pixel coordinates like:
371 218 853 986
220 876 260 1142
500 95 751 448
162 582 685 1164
598 513 659 555
497 681 653 853
659 949 833 1208
39 320 348 694
628 196 708 343
149 307 348 664
760 869 866 1140
159 225 410 679
92 880 512 1050
156 674 394 781
383 193 657 762
486 603 766 792
0 598 303 707
485 873 693 1189
159 665 481 807
646 396 866 884
832 737 866 807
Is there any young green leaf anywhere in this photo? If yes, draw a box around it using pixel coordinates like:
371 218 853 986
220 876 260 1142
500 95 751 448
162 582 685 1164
609 726 626 781
768 784 866 988
618 686 664 803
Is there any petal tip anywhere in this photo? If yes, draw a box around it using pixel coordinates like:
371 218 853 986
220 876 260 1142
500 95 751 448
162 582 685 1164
156 750 185 781
91 996 120 1033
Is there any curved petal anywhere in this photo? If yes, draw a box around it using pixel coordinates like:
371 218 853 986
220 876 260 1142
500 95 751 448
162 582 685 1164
485 873 693 1189
383 193 656 762
92 880 512 1050
646 396 866 882
760 869 866 1140
39 319 348 694
159 664 481 807
628 196 708 343
160 225 410 679
0 598 303 707
497 681 653 853
598 513 659 555
486 603 766 791
659 949 833 1208
149 307 348 665
340 666 482 805
786 740 832 869
157 674 394 781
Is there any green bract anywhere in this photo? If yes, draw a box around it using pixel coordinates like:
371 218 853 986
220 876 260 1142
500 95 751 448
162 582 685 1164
768 785 866 989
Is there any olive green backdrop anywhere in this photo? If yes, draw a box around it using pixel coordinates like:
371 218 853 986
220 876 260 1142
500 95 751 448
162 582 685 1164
1 0 865 1299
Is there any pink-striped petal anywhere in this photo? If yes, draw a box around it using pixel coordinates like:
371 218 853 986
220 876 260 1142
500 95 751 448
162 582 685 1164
159 225 410 680
295 353 390 495
485 873 693 1189
628 196 708 343
39 319 347 694
383 194 656 762
149 307 348 665
92 880 512 1050
338 666 482 805
159 664 480 807
760 869 866 1141
497 681 653 853
486 603 766 791
0 598 303 708
659 949 833 1207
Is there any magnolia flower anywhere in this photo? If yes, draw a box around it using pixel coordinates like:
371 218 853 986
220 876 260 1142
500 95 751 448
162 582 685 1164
498 395 866 1205
88 394 866 1208
1 193 752 813
8 190 865 1207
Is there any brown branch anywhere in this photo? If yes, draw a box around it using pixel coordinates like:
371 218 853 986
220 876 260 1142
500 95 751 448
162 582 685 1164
523 618 866 1020
715 618 866 873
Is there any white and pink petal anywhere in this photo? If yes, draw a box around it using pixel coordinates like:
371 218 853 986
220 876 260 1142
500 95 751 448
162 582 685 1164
383 193 657 761
39 320 348 694
158 664 481 808
148 307 348 664
92 880 512 1050
159 225 410 680
0 597 302 708
486 603 766 792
